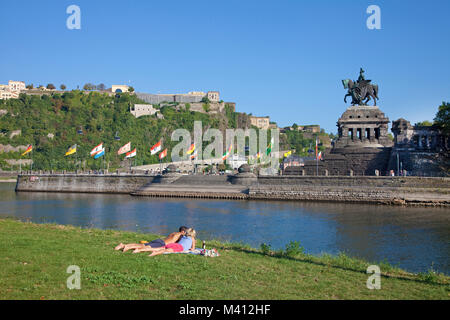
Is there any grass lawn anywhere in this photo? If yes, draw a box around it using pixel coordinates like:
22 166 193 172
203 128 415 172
0 218 448 300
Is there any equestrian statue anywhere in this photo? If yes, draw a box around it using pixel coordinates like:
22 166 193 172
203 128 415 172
342 68 379 106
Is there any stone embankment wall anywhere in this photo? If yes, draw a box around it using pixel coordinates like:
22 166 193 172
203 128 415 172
248 185 449 206
15 174 450 206
15 174 155 194
256 176 450 189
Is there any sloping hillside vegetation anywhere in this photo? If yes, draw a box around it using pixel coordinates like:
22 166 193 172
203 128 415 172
0 92 241 170
0 91 332 171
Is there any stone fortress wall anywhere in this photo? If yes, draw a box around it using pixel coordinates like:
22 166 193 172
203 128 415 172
136 93 203 104
135 91 233 115
136 90 221 105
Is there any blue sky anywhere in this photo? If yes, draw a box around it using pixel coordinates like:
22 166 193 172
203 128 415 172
1 0 449 133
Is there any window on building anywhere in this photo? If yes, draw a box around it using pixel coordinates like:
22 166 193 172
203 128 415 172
348 128 354 139
375 128 380 139
357 128 362 140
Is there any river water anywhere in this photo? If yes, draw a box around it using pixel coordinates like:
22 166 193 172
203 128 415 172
0 183 449 274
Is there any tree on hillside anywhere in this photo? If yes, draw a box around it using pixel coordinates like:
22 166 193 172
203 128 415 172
60 84 66 91
83 83 95 91
415 120 433 126
128 86 135 93
434 102 450 135
26 84 34 90
202 103 210 113
201 96 211 103
47 84 56 90
97 83 106 91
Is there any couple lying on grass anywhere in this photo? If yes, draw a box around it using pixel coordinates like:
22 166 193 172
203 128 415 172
115 226 196 257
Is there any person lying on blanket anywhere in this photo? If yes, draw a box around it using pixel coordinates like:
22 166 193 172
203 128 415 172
114 226 188 252
136 228 196 256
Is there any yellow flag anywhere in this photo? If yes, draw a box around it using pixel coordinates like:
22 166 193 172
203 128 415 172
21 145 33 156
65 144 77 156
186 143 195 155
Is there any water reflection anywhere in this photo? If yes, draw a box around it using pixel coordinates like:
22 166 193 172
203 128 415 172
0 183 449 274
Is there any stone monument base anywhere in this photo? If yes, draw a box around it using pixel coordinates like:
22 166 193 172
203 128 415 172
301 147 393 176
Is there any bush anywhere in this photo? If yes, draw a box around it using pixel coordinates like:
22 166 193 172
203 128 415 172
418 267 440 284
202 103 210 113
260 243 272 255
283 241 304 258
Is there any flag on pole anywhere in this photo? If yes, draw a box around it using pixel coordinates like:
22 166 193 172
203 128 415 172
315 138 319 159
94 147 105 159
65 144 77 156
90 143 103 157
284 150 292 158
150 141 162 155
186 143 195 155
118 142 131 155
317 151 323 161
190 150 197 160
21 145 33 156
222 144 232 161
125 148 136 159
159 148 167 160
266 137 274 155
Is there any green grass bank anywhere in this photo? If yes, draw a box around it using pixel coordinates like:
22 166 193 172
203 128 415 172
0 219 448 300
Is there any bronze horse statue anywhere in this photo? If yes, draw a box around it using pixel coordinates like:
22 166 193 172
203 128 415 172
342 79 379 106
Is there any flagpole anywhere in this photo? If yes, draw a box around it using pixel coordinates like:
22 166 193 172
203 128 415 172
316 138 319 176
316 156 318 176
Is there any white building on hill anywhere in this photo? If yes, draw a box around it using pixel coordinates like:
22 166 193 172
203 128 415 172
0 80 25 100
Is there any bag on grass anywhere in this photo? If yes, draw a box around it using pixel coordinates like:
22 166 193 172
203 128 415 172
200 248 220 257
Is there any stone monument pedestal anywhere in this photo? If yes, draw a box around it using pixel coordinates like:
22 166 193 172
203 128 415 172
334 106 393 149
303 105 394 176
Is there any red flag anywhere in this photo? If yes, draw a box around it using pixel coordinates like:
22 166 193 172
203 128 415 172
159 148 167 160
125 148 136 158
21 145 33 156
150 141 162 155
186 143 195 155
315 138 318 159
118 142 131 155
90 143 103 157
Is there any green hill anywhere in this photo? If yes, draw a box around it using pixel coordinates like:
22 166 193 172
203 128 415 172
0 91 331 171
0 91 243 171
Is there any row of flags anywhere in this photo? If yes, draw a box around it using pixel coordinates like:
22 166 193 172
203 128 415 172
20 136 300 162
59 141 167 160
